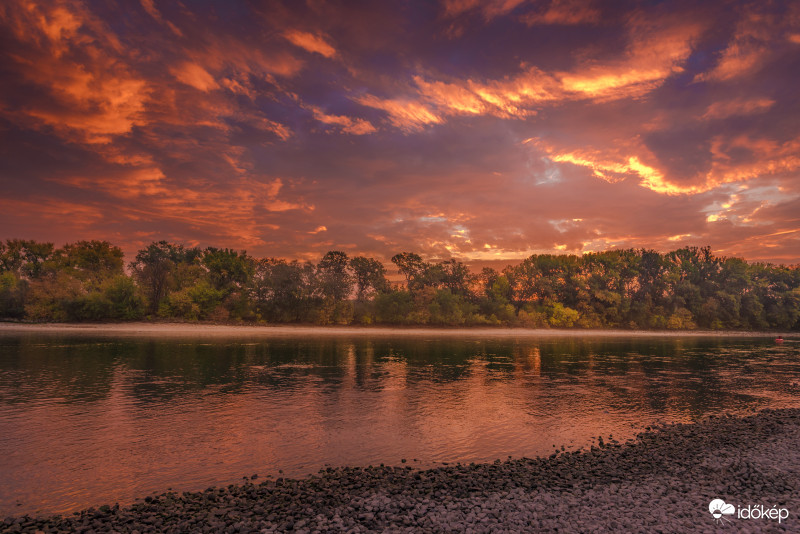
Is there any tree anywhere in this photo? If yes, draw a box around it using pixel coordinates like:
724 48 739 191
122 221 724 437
57 240 124 283
374 290 414 324
202 248 253 292
0 272 26 318
0 239 54 279
251 258 317 322
101 276 145 320
317 251 352 302
438 259 472 296
391 252 426 292
478 270 515 323
130 241 200 314
350 256 389 300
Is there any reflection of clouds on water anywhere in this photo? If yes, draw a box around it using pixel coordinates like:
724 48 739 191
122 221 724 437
1 335 799 516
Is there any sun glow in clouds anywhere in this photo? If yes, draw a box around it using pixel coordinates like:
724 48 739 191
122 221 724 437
0 0 798 263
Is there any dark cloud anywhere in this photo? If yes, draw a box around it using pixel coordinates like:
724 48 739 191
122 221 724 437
0 0 798 265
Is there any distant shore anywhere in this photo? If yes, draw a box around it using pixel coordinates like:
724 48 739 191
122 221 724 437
0 321 791 338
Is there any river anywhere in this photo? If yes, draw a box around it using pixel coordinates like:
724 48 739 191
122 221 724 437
1 331 798 516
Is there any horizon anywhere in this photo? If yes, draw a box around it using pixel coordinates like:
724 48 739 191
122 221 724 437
1 0 799 264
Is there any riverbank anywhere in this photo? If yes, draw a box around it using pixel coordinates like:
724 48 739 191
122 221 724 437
0 321 792 339
3 408 799 533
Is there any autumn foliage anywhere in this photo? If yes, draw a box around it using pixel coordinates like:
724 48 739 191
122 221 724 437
1 240 798 330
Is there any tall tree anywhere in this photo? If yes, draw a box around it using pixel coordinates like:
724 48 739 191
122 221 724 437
202 248 253 292
391 252 426 292
252 258 316 322
439 259 472 296
350 256 388 300
57 240 124 283
130 241 199 314
0 239 54 278
317 251 352 302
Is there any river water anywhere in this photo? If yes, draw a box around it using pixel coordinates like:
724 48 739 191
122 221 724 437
1 332 798 516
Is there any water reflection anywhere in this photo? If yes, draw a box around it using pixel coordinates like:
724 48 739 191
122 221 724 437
0 334 798 516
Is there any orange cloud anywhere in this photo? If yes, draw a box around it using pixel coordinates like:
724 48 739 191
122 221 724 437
283 30 337 58
409 67 558 121
220 77 256 98
413 77 492 116
539 131 800 197
392 14 701 126
521 0 600 26
49 166 311 248
547 148 691 194
701 98 775 120
442 0 527 19
559 14 700 101
306 105 376 135
0 197 106 230
139 0 182 36
706 136 800 185
1 1 797 264
356 95 442 131
1 0 149 143
693 5 785 83
170 62 219 92
696 43 764 83
188 33 304 80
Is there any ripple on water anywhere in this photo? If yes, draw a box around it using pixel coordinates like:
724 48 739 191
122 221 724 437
0 335 798 516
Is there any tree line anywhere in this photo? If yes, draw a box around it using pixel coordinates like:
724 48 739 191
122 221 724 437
1 239 798 330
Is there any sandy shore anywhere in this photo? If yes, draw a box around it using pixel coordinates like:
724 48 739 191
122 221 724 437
4 408 799 533
0 322 790 339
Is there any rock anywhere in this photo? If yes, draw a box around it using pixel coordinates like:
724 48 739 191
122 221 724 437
8 408 800 533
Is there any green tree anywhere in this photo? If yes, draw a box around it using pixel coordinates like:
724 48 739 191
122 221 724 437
391 252 427 292
202 248 253 292
251 259 317 322
317 251 352 302
478 269 515 323
0 239 55 279
0 272 26 318
439 259 472 296
130 241 201 314
350 256 389 300
57 240 124 282
374 290 414 324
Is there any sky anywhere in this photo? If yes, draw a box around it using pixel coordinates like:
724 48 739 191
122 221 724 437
1 0 799 266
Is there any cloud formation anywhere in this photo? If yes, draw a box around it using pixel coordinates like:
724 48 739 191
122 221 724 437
0 0 798 265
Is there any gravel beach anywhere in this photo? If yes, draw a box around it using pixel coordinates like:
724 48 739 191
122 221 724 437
3 408 799 533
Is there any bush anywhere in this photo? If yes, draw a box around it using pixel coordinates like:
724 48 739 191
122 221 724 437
667 308 696 330
25 273 85 322
517 305 548 328
0 272 26 319
375 291 414 324
102 276 145 320
546 303 580 328
428 289 476 326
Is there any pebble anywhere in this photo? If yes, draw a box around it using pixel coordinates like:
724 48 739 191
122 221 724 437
4 408 800 533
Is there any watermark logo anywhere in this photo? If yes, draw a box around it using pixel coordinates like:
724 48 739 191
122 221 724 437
709 499 735 525
709 498 789 525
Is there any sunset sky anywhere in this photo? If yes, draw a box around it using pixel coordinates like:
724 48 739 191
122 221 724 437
1 0 799 266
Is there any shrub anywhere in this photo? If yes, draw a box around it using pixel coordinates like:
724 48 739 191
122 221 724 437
102 276 145 320
667 308 696 330
375 291 414 324
546 303 580 328
0 272 26 319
